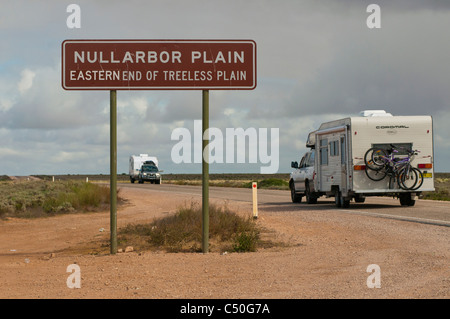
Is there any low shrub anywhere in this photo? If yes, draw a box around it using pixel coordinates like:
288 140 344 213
119 201 263 253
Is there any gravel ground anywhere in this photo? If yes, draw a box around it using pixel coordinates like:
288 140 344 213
0 186 448 299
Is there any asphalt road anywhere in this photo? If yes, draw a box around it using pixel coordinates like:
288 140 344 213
119 183 450 227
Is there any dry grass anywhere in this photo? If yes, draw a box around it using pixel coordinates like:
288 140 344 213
0 180 118 219
118 201 279 253
164 174 290 190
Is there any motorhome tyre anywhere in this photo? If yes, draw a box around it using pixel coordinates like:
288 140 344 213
340 196 350 208
335 191 342 207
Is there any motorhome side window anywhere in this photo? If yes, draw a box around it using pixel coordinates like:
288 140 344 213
329 140 339 157
320 138 328 165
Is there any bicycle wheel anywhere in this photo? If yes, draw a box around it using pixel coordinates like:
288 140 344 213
399 167 422 190
408 167 424 190
365 166 387 181
364 148 387 170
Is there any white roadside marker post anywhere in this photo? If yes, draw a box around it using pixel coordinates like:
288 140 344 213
252 182 258 219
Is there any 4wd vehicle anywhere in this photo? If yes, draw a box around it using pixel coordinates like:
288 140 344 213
290 150 317 204
129 154 159 183
138 164 161 184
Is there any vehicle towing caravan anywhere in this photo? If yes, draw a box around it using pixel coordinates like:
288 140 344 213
290 110 434 207
129 154 161 184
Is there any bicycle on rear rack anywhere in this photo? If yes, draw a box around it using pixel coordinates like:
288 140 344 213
363 144 423 190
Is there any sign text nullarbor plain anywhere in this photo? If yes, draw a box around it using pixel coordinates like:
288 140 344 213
73 50 246 64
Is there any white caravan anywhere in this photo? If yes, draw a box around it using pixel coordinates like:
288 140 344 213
129 154 159 183
290 111 434 207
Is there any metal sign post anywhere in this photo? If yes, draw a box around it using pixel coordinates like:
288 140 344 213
110 90 117 254
202 90 209 253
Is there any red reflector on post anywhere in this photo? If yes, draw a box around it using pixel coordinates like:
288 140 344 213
354 165 366 170
418 163 432 169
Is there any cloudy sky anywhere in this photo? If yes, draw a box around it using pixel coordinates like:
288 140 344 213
1 0 449 175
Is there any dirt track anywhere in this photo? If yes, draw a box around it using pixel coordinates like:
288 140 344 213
0 185 448 299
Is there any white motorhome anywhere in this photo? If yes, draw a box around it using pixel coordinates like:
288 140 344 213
129 154 160 184
290 111 434 207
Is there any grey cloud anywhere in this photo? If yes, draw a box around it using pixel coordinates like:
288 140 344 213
1 0 449 174
256 7 450 118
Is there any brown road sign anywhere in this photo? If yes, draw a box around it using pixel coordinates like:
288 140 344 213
62 40 256 90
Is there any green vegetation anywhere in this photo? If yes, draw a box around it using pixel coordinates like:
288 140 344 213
0 180 115 219
164 174 290 190
422 174 450 201
242 178 289 190
118 202 272 253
